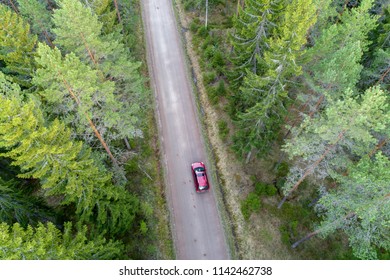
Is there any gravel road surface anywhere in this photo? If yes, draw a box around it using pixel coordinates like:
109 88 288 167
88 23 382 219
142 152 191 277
141 0 229 259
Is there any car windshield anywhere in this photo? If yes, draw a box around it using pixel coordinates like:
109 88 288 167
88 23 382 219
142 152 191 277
195 167 205 172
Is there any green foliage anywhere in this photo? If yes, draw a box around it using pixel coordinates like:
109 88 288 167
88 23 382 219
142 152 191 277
255 182 277 196
0 76 140 235
52 0 146 121
316 153 390 259
203 71 217 85
233 0 317 157
81 0 118 34
283 86 390 196
301 0 378 108
217 119 229 141
361 6 390 91
197 26 209 37
0 222 124 259
16 0 52 37
0 177 54 227
33 43 141 146
0 4 37 86
229 0 284 89
241 192 261 220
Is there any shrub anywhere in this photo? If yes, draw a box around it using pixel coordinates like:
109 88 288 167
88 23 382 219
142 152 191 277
203 71 217 85
212 50 225 68
217 120 229 141
204 45 215 60
189 21 199 33
197 26 209 38
255 182 277 196
215 79 226 96
241 192 261 220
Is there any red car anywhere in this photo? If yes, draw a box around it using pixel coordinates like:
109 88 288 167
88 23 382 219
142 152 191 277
191 162 210 193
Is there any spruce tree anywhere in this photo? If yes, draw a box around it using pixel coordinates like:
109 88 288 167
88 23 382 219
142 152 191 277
0 177 54 227
0 4 36 86
233 0 317 157
0 222 124 259
229 0 283 90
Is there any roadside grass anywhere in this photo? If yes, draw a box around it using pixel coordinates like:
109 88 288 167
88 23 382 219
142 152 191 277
175 0 356 260
121 0 174 259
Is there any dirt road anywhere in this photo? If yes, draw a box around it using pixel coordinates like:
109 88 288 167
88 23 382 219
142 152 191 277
141 0 229 259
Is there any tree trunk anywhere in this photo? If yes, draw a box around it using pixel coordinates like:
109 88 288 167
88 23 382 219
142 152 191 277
278 129 346 209
292 212 356 248
376 66 390 85
205 0 209 29
113 0 122 23
124 137 131 150
60 73 119 167
291 229 320 248
368 138 388 157
8 0 18 13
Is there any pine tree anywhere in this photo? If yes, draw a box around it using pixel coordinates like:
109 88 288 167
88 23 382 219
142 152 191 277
33 43 141 153
0 4 36 86
16 0 53 43
52 0 143 89
51 0 144 144
315 153 390 259
280 86 390 207
233 0 317 157
0 75 140 235
302 0 378 103
0 222 124 259
284 0 379 141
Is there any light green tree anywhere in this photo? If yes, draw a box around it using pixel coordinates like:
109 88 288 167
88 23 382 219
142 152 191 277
0 222 124 259
0 76 140 235
33 44 141 160
16 0 53 42
315 153 390 259
280 86 390 208
0 4 36 86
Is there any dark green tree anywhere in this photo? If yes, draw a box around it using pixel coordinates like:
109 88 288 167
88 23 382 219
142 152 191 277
0 177 54 227
229 0 283 91
233 0 317 158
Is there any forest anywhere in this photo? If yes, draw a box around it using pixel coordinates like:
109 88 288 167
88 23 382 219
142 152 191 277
0 0 173 259
180 0 389 259
0 0 389 260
